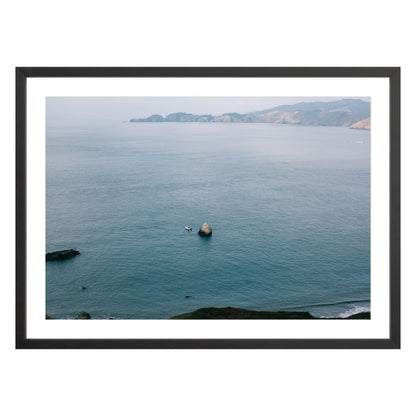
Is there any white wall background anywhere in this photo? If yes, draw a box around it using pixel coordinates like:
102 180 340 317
1 1 413 415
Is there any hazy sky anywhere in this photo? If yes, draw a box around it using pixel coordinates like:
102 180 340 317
46 96 371 122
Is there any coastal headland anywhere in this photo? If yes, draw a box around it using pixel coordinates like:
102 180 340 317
130 99 371 129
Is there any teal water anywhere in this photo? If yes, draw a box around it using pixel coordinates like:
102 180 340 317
46 121 370 319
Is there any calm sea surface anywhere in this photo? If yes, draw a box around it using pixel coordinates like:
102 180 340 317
46 121 370 319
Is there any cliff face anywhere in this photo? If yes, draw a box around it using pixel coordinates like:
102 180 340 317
130 99 371 128
350 118 371 130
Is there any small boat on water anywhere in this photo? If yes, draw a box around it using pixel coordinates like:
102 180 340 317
185 226 192 231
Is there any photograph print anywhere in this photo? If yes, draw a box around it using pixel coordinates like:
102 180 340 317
45 96 371 321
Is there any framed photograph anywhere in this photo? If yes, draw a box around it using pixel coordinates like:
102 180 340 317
16 67 400 349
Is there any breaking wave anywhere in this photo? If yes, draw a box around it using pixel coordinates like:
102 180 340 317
337 305 371 318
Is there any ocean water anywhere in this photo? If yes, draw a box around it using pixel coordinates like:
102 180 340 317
46 121 370 319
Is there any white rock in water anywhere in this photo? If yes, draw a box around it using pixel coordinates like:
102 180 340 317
198 222 212 237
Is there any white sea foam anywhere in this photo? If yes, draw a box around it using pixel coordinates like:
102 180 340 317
337 305 371 318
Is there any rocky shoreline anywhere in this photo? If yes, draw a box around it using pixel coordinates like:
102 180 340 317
170 307 370 320
46 306 370 320
349 117 371 130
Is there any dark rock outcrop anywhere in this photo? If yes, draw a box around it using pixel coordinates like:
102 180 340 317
75 311 91 319
198 223 212 237
46 249 80 261
170 307 370 320
171 307 314 319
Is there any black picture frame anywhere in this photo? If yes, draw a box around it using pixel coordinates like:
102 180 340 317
16 67 401 349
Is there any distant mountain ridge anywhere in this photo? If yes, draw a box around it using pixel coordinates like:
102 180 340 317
130 99 371 128
266 98 370 114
